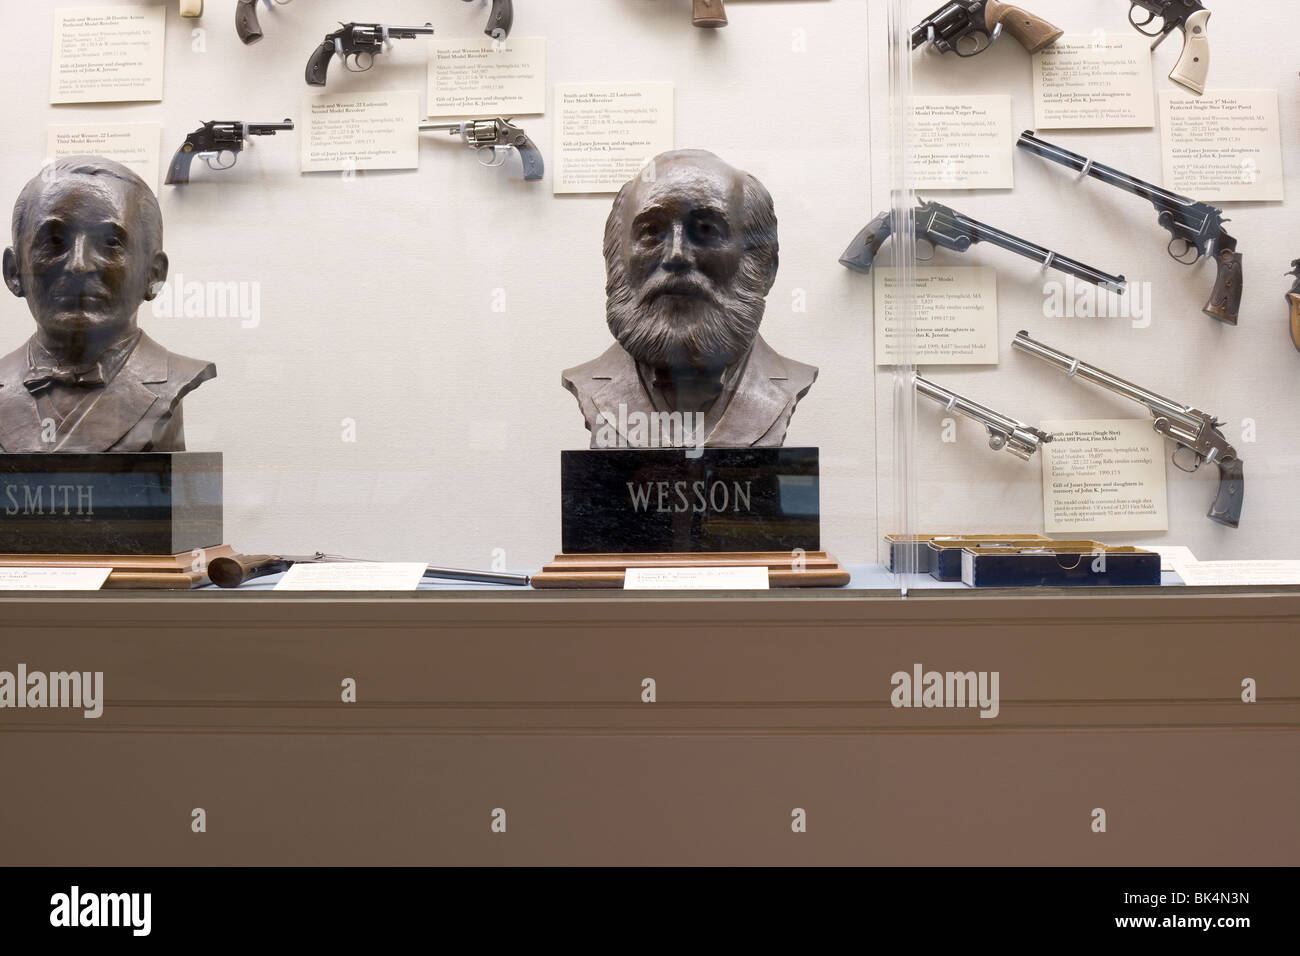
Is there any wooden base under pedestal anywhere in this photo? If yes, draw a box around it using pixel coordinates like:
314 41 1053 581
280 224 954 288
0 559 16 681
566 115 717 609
531 551 850 589
0 545 235 589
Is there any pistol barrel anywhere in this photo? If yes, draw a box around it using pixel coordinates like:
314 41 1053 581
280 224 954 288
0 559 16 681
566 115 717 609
248 119 294 134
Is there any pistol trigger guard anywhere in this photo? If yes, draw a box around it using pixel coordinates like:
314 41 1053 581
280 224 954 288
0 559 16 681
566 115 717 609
955 29 992 57
1167 237 1200 265
1172 445 1202 474
1128 4 1163 37
476 146 506 168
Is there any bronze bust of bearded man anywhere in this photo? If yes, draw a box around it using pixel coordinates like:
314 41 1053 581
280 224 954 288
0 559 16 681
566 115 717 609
0 156 215 453
563 149 816 448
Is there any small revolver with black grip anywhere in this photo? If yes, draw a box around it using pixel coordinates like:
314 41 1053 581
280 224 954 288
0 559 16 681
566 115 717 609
165 120 294 186
306 22 435 86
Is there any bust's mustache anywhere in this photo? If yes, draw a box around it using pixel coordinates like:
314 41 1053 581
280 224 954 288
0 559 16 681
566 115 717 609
638 274 717 309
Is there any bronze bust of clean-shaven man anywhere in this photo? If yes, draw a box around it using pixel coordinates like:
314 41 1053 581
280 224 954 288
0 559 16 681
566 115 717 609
563 149 816 448
0 156 215 453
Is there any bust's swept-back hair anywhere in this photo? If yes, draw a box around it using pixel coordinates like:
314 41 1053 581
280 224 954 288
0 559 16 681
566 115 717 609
603 149 779 298
11 156 162 252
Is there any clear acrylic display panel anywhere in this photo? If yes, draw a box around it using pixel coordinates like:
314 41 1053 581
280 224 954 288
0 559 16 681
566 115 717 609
0 0 1294 593
879 0 1300 592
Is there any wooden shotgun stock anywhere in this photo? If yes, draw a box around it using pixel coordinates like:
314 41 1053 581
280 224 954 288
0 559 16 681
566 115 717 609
693 0 727 28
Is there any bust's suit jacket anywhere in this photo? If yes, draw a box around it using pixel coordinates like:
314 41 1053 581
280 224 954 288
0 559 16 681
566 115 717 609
0 332 216 453
562 335 817 448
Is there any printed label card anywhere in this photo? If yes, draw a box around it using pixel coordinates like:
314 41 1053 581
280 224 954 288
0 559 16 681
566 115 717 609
1174 560 1300 587
873 267 1000 366
1159 91 1284 202
553 82 674 194
50 5 166 104
275 563 428 591
46 123 162 191
301 91 420 173
907 96 1014 190
1032 35 1155 129
428 36 546 117
1040 420 1168 533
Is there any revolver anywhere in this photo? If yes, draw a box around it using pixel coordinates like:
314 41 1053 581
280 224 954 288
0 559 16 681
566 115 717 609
912 0 1062 57
165 119 294 186
1127 1 1211 94
306 22 435 86
419 118 544 181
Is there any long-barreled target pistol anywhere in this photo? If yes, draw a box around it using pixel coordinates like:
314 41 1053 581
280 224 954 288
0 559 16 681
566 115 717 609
915 376 1054 462
208 553 531 589
841 199 1127 295
1018 131 1242 325
1014 330 1244 528
1126 0 1212 94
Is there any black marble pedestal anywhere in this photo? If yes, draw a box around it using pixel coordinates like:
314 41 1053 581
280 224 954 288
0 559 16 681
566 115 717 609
0 452 223 555
561 447 820 554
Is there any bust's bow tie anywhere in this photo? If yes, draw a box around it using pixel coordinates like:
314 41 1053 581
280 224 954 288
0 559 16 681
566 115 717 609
24 364 106 392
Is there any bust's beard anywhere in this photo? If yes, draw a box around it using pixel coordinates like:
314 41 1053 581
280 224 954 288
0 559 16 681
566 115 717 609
606 268 766 375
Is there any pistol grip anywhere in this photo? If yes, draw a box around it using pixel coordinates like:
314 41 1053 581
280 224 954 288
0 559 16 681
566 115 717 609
984 1 1063 53
1169 8 1210 94
236 0 263 45
515 135 544 181
179 0 203 18
693 0 727 28
1204 248 1242 325
208 554 292 588
839 215 894 273
1208 458 1244 529
1288 293 1300 353
486 0 514 39
306 39 336 86
164 146 196 186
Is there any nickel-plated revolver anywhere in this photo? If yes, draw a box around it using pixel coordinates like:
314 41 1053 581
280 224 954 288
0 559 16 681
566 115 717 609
419 118 544 181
